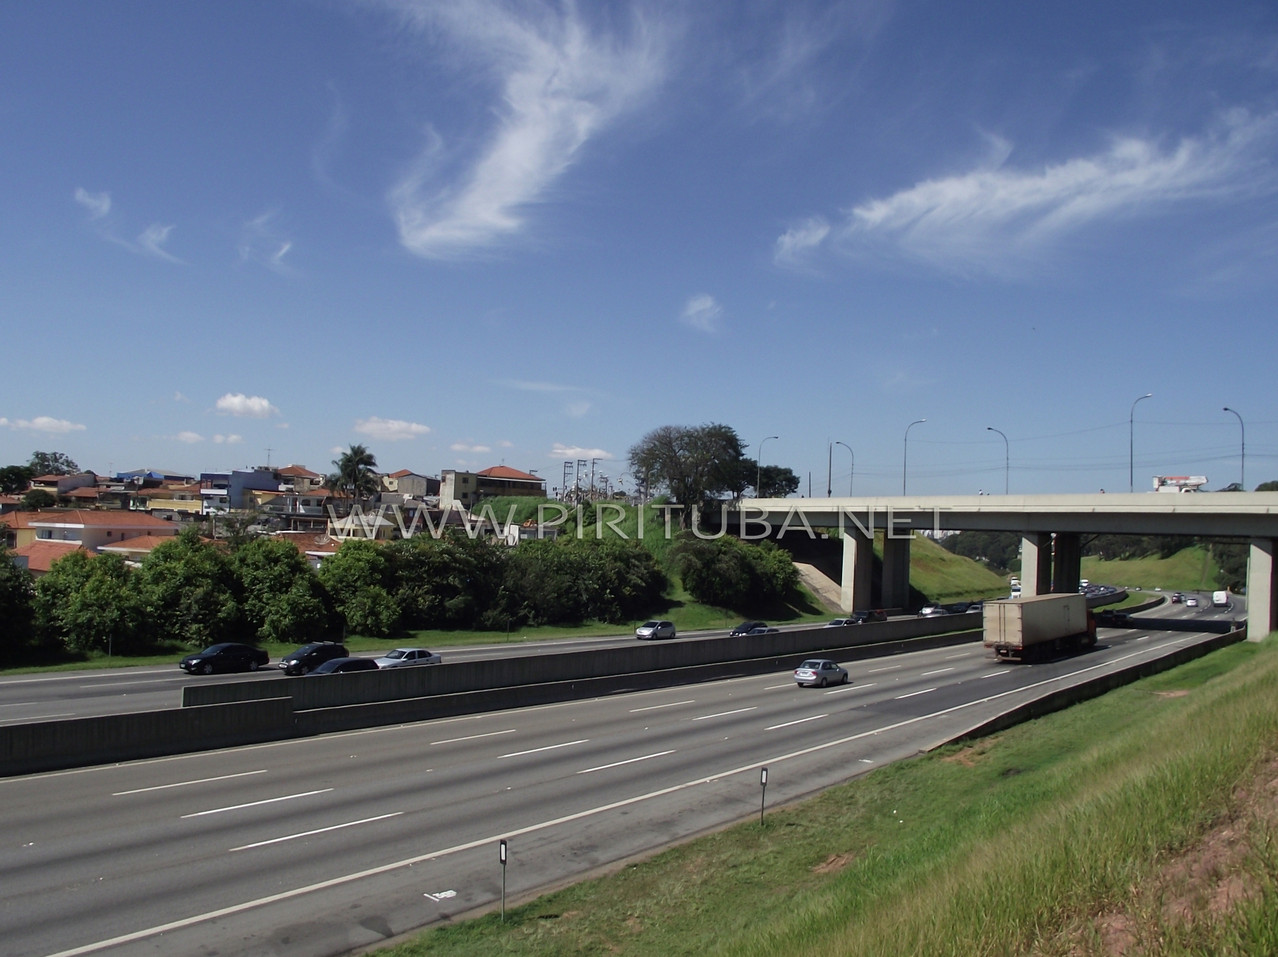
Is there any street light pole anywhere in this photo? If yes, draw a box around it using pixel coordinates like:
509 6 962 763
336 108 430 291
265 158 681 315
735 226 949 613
757 435 778 497
1129 393 1152 493
834 441 854 495
1223 407 1245 490
903 419 925 495
987 427 1008 495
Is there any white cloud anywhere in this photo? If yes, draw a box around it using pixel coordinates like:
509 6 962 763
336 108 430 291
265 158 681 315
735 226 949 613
551 442 612 459
174 391 191 403
239 211 295 274
680 293 722 333
787 110 1278 275
497 379 580 393
565 401 591 418
216 393 280 418
213 434 242 444
74 187 111 220
773 216 830 269
0 415 86 434
137 223 182 263
388 0 670 259
355 416 431 441
451 441 492 453
175 431 203 444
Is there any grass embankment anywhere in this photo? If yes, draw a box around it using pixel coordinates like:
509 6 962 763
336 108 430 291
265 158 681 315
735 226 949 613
376 638 1278 957
904 533 1008 603
1082 545 1221 594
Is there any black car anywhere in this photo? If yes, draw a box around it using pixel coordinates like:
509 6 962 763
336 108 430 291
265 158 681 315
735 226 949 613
850 609 888 624
278 641 348 675
179 643 269 675
308 657 380 675
729 620 768 636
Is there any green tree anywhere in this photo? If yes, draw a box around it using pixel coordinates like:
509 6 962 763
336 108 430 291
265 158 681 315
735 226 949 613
0 464 34 494
317 539 402 638
233 538 336 644
387 533 506 630
0 548 37 656
21 488 56 510
628 424 750 523
753 463 800 498
1255 480 1278 492
133 528 242 648
330 444 380 504
28 451 81 476
34 551 146 655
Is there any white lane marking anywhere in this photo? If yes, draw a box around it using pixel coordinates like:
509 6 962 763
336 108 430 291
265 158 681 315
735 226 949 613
823 684 859 695
430 729 517 746
980 671 1009 679
499 739 588 759
866 664 901 674
629 700 695 713
113 770 267 796
577 750 676 774
921 668 954 677
181 789 333 818
894 688 936 700
763 683 793 690
765 714 827 731
0 702 40 709
943 652 969 659
39 637 1205 957
424 889 457 902
693 707 757 721
0 712 75 724
229 812 403 852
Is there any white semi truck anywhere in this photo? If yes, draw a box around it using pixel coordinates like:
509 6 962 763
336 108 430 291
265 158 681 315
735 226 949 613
983 593 1097 662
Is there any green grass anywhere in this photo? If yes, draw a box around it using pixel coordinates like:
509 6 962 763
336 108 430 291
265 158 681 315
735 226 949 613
374 637 1278 957
902 533 1009 602
1081 545 1221 593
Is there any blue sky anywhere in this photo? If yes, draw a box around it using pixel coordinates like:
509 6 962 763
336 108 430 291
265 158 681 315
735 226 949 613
3 0 1276 496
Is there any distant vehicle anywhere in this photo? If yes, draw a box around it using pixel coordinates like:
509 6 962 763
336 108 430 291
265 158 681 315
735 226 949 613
824 619 854 628
1153 475 1208 493
729 621 767 636
278 641 347 675
983 594 1096 662
1078 579 1090 590
1171 592 1184 604
747 626 780 635
374 647 442 668
918 605 949 617
635 620 676 640
1184 596 1200 607
1212 590 1230 608
850 609 888 623
179 643 269 675
309 657 380 675
965 602 984 614
794 659 849 688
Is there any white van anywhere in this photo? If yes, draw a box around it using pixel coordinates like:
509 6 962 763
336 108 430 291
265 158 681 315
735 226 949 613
1212 591 1230 608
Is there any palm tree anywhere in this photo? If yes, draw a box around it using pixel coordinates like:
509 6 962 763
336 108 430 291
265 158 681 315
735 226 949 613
331 444 380 506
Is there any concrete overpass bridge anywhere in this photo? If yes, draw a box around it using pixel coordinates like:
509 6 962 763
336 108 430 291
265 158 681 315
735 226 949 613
731 492 1278 641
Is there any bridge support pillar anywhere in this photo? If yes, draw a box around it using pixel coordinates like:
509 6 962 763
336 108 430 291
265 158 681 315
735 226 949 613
839 529 873 613
1054 533 1081 593
1247 539 1276 642
1021 533 1053 597
881 533 912 610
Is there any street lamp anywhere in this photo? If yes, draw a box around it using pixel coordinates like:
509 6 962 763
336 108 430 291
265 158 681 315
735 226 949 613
835 441 854 496
987 427 1008 495
757 435 778 497
1129 393 1152 493
1223 407 1245 490
903 419 925 495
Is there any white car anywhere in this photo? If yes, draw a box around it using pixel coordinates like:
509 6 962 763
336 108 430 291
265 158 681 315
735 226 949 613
374 647 442 669
1184 596 1200 608
794 659 849 688
635 620 676 640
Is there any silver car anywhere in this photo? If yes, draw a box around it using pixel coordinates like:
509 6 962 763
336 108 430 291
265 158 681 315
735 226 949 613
635 620 676 640
794 658 849 688
374 647 442 669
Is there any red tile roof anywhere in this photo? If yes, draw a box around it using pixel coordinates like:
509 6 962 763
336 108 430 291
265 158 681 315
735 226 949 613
13 540 85 573
99 535 180 555
478 466 543 482
28 510 180 529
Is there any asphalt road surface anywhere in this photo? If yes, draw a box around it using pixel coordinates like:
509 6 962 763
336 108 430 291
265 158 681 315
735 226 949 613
0 614 1232 957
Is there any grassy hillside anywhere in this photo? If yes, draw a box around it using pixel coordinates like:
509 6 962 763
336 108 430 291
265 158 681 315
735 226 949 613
902 534 1009 603
1081 545 1221 593
378 637 1278 957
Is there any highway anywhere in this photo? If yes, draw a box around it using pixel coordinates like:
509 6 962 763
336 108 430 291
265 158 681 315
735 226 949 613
0 606 1234 957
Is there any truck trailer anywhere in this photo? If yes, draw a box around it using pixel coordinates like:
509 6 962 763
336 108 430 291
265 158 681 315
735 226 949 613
983 593 1097 661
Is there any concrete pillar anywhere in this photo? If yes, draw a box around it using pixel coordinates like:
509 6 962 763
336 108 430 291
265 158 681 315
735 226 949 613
840 529 874 613
1054 533 1081 593
1020 532 1052 597
1247 539 1276 642
881 533 912 611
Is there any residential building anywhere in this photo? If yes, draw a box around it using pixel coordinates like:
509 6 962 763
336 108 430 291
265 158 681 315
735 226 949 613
439 466 545 508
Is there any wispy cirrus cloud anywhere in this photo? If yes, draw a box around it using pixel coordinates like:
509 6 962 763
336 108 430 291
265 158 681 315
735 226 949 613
74 187 183 263
777 110 1278 275
680 293 722 333
0 415 86 434
386 0 671 259
355 416 431 441
215 393 280 418
238 211 295 274
74 188 111 220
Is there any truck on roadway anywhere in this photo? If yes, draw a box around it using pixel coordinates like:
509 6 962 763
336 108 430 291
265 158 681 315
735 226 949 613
983 593 1096 662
